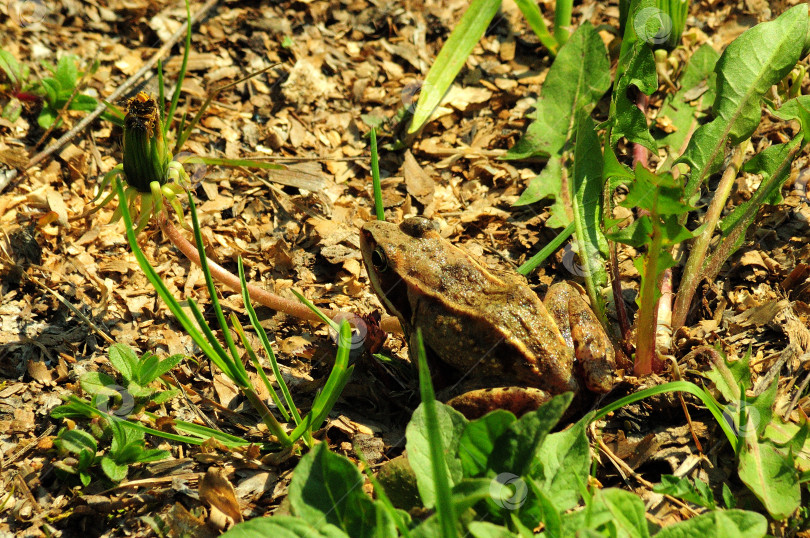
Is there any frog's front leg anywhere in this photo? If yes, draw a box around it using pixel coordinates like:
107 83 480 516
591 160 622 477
543 282 616 394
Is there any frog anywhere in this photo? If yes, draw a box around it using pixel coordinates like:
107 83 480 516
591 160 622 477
359 216 617 418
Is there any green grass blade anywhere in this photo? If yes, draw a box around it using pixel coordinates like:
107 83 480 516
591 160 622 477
513 0 559 54
518 221 574 276
370 127 384 220
185 297 247 385
158 59 166 136
593 381 737 452
239 258 303 426
407 0 501 135
114 178 220 364
415 329 457 537
309 322 355 428
186 190 249 384
554 0 574 45
231 312 291 422
192 156 285 170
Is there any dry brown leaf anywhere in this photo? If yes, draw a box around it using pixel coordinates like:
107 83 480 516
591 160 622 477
199 467 243 530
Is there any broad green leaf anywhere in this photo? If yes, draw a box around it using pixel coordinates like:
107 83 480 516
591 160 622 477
467 521 516 538
506 22 610 161
654 509 767 538
408 0 501 134
134 448 171 463
289 444 393 537
150 389 179 405
406 401 467 508
69 93 98 111
488 393 571 478
599 488 651 537
39 77 60 105
571 110 608 316
79 371 118 397
458 409 516 477
101 456 129 482
109 343 139 382
764 419 810 472
222 516 350 538
55 55 78 90
37 107 56 129
738 432 801 520
137 353 160 385
681 4 809 196
55 428 97 455
533 413 591 511
0 50 23 87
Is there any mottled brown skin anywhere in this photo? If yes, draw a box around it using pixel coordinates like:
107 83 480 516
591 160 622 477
360 217 616 418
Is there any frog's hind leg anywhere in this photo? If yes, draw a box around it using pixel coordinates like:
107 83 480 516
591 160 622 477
543 282 616 394
447 387 554 419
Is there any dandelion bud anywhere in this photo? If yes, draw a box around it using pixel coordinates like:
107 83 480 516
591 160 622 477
123 92 168 192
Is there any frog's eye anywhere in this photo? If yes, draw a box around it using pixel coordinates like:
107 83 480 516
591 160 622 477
371 246 388 272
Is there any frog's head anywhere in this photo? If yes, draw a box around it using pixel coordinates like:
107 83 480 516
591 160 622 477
359 217 440 330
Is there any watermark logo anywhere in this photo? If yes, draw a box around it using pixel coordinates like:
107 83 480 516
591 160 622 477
633 7 673 46
172 151 208 189
328 312 369 353
722 400 761 439
561 241 604 278
401 80 434 114
7 0 47 27
489 473 528 510
94 384 136 418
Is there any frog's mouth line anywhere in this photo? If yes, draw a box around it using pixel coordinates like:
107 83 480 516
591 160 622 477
360 231 413 329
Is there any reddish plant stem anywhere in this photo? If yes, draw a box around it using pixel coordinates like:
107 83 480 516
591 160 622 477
632 92 667 372
159 215 403 334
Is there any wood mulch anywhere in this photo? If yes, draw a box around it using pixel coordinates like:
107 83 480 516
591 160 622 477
0 0 808 535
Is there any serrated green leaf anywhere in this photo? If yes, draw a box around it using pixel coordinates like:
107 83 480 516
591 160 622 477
657 44 720 153
571 110 608 314
681 4 809 196
513 156 562 206
606 0 658 151
506 22 610 160
738 433 800 520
